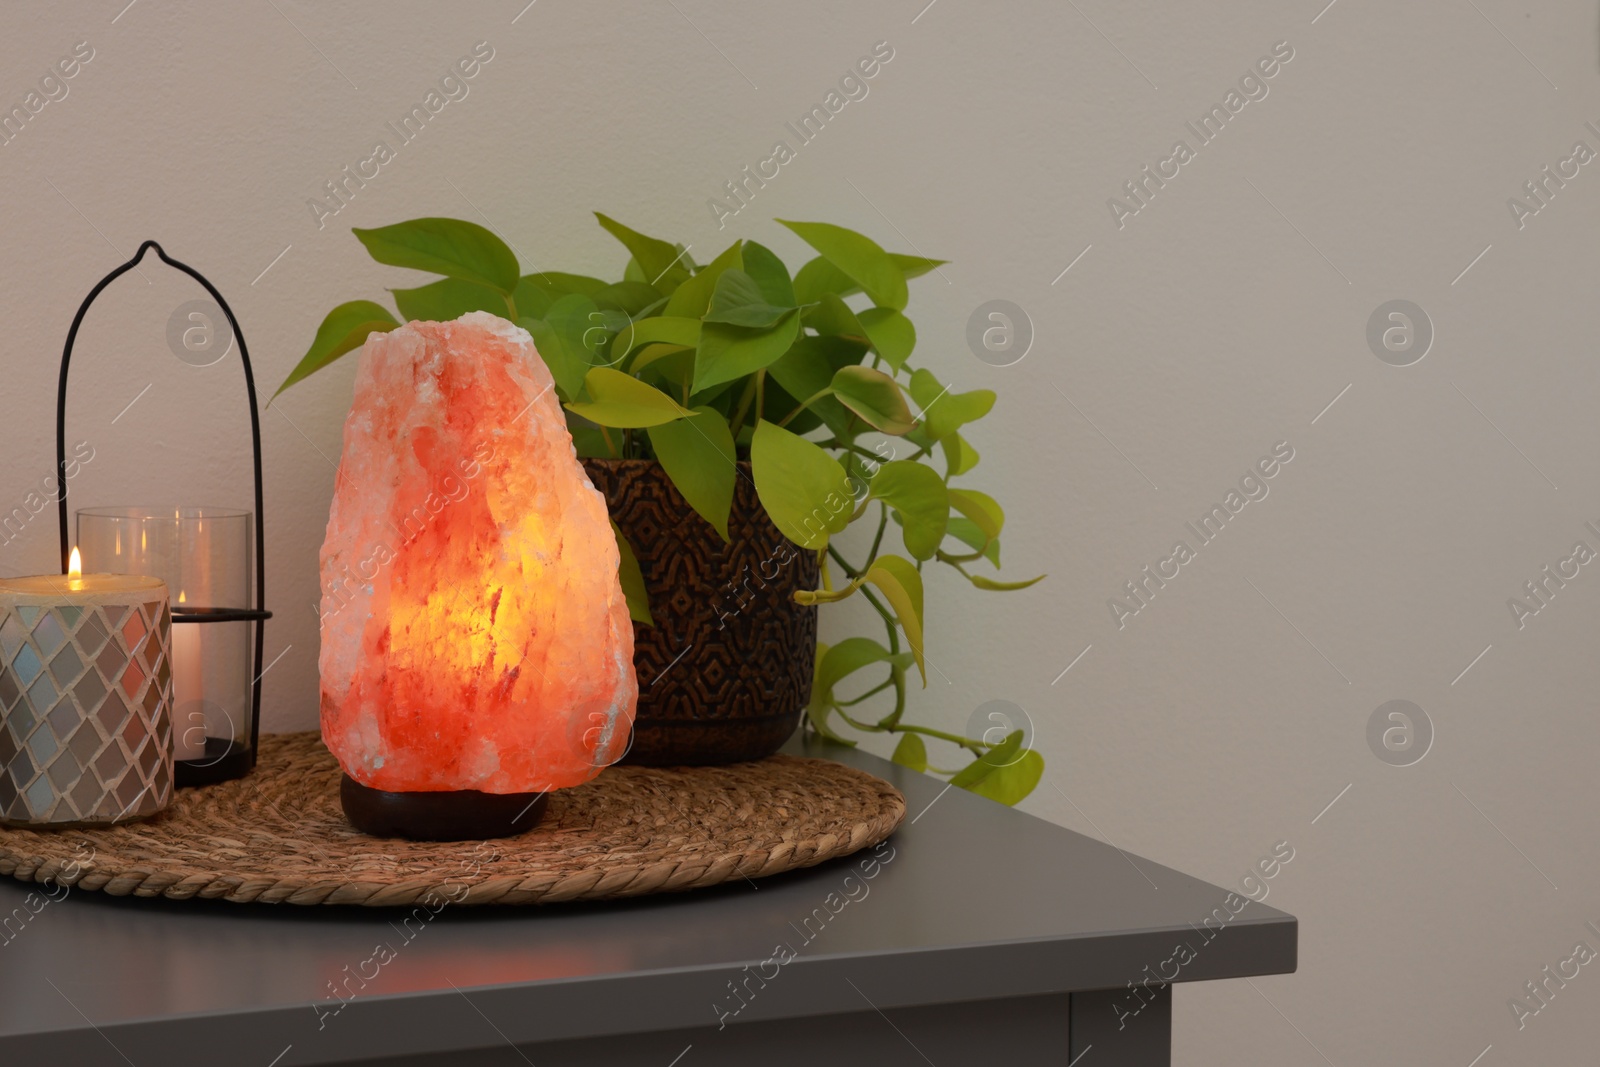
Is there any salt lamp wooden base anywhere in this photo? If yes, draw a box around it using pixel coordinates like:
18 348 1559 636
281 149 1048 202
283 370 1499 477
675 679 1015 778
338 775 548 841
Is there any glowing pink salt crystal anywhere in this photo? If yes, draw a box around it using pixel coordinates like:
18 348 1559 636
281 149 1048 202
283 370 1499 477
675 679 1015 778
318 312 637 794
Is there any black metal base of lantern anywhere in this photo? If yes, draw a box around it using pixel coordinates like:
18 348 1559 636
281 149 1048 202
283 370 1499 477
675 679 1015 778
176 738 254 788
339 774 548 841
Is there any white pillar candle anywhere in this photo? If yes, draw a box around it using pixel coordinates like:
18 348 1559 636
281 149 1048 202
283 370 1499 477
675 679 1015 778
171 593 206 761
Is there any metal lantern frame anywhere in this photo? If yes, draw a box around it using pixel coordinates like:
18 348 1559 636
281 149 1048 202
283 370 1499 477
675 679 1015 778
53 240 272 786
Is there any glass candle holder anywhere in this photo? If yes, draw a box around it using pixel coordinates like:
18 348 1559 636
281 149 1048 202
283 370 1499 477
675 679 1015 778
77 507 255 785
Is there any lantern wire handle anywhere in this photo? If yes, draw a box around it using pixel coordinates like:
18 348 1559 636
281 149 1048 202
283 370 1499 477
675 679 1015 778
54 240 273 777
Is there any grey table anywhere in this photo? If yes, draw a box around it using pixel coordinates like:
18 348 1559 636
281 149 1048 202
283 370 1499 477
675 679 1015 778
0 735 1296 1066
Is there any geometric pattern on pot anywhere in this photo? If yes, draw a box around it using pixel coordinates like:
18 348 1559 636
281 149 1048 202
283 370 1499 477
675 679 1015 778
582 458 818 764
0 599 173 826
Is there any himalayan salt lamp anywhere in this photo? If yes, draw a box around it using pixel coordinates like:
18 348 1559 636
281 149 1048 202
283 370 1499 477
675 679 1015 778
318 312 637 840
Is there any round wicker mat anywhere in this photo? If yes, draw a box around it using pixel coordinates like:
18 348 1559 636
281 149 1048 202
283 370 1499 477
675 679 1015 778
0 732 905 906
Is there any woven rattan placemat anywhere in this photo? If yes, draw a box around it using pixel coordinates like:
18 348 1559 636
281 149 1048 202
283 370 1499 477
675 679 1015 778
0 732 905 906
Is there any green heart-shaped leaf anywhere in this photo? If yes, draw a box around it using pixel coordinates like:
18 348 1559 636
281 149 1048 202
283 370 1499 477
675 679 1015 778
947 487 1004 541
808 292 867 340
391 277 504 323
864 554 925 685
611 317 702 367
889 253 947 282
353 218 519 295
272 300 400 402
816 636 896 702
832 366 918 435
704 269 795 328
594 213 692 293
778 220 909 310
566 368 696 428
868 461 948 560
942 432 980 476
751 419 853 549
910 368 996 442
666 240 744 318
742 240 797 307
793 256 857 307
794 252 946 305
693 311 801 393
949 730 1024 788
892 732 928 772
648 405 736 541
807 641 860 746
515 272 609 321
964 746 1043 805
767 336 863 440
610 521 653 625
856 307 916 371
521 292 603 401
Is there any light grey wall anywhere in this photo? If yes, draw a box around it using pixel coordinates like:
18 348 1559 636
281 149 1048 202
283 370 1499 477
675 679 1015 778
1 1 1595 1062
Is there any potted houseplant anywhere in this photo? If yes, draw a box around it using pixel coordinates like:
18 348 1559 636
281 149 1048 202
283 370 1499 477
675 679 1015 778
275 214 1045 803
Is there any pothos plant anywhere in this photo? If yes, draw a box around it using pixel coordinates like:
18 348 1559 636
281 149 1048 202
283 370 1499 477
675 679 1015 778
275 214 1045 803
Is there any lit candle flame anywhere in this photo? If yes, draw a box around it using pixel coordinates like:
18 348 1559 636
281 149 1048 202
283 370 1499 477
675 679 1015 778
178 590 186 605
68 547 82 579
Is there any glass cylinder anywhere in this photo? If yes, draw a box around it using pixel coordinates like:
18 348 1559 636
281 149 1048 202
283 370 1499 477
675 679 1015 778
77 507 255 784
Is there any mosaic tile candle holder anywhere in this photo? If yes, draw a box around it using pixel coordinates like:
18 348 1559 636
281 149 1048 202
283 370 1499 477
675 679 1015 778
0 561 173 827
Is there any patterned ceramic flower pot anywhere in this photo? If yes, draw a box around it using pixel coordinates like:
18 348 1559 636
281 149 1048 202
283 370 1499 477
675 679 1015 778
581 459 818 765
